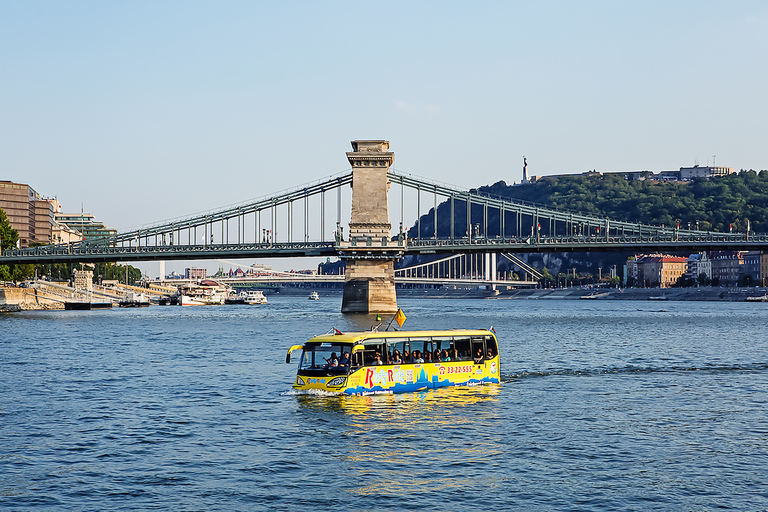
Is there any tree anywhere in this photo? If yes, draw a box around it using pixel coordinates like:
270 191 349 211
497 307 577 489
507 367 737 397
0 208 21 281
0 208 19 251
539 267 556 287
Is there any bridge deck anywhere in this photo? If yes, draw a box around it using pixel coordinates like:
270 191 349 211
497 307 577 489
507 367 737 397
3 233 768 265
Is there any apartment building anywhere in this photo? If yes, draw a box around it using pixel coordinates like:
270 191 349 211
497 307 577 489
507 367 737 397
0 180 54 247
636 254 688 288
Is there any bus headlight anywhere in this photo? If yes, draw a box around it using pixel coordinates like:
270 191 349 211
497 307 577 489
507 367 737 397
327 376 346 387
296 376 305 386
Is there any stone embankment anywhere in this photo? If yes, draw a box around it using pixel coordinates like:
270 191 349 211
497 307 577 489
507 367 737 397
0 286 65 311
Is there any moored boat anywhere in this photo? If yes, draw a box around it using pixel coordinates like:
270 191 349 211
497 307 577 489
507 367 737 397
119 291 151 307
177 280 230 306
308 291 319 300
225 290 268 305
243 290 267 304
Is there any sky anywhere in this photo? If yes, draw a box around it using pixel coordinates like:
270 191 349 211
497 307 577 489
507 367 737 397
2 1 767 275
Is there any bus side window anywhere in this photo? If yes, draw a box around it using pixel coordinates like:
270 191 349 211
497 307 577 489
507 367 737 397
454 337 471 361
360 344 387 365
410 338 428 361
471 337 485 363
363 350 374 365
387 340 408 364
485 335 498 358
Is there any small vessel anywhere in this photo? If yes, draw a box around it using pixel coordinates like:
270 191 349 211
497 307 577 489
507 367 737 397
308 291 319 300
286 328 500 395
224 292 245 305
119 291 151 307
177 280 231 306
648 294 668 301
225 290 268 305
745 295 768 302
243 290 267 304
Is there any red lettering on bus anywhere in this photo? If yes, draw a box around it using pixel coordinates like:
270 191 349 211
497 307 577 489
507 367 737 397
365 368 374 387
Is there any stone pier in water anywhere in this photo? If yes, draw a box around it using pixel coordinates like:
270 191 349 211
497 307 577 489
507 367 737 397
339 140 404 314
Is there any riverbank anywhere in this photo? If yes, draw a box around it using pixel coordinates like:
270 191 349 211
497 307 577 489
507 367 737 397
275 285 768 302
0 287 65 312
492 286 768 301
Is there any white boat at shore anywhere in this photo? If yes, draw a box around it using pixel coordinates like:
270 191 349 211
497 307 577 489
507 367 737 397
119 291 151 307
244 290 267 304
177 280 231 306
225 290 268 305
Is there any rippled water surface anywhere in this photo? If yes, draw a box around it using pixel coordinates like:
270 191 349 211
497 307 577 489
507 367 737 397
2 297 768 511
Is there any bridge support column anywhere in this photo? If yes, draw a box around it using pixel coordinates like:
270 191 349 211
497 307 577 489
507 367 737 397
339 140 401 314
342 259 397 313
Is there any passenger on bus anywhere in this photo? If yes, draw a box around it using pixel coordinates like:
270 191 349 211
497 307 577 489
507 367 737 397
434 349 441 361
373 353 383 365
392 350 403 364
338 351 350 368
451 348 460 361
325 352 339 368
412 350 424 363
403 350 411 363
474 348 484 364
440 349 451 362
486 348 494 359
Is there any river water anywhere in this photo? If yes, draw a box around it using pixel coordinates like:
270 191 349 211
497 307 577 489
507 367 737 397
2 296 767 511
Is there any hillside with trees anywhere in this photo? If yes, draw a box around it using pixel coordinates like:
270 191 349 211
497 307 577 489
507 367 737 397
479 170 768 234
408 170 768 239
402 170 768 283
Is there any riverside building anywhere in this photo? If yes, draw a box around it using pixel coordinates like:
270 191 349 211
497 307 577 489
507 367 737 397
633 254 688 288
54 212 117 241
529 165 736 183
0 180 55 247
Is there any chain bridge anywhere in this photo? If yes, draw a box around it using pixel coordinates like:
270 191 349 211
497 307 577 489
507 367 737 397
3 140 767 311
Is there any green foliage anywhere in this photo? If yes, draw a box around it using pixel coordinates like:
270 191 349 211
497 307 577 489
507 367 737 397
539 267 555 286
412 171 768 241
0 208 19 250
34 263 74 282
34 262 143 285
90 262 142 285
0 208 33 280
481 171 768 233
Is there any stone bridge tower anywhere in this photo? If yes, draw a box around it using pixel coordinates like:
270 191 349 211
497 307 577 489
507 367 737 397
339 140 403 313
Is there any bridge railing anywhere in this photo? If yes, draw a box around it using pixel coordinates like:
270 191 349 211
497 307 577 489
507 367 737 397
405 232 768 248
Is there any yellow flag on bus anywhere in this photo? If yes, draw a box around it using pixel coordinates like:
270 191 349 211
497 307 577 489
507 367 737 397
394 308 406 327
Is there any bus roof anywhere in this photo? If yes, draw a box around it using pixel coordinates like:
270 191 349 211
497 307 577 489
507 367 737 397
306 329 495 345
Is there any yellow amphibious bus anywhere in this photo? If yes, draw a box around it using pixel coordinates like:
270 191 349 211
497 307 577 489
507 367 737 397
286 328 499 395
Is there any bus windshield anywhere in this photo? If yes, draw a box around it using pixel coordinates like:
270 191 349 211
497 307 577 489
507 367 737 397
299 343 352 372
